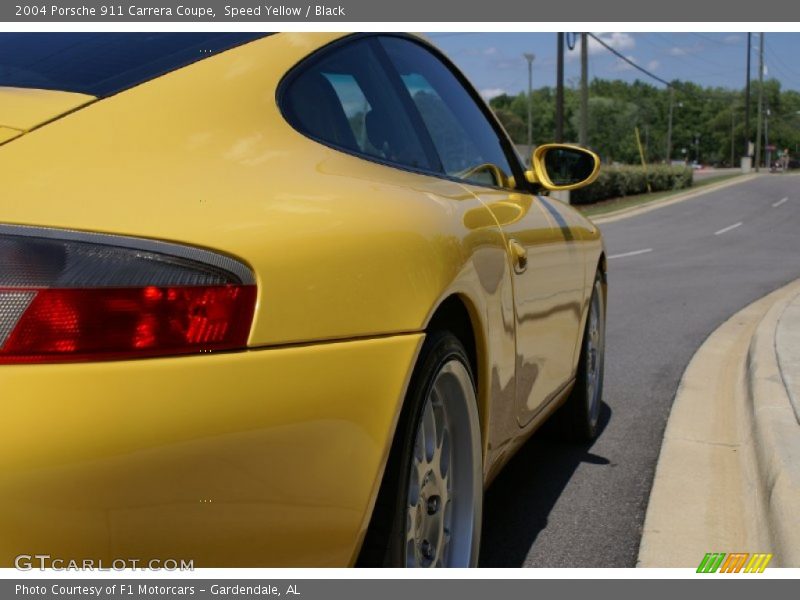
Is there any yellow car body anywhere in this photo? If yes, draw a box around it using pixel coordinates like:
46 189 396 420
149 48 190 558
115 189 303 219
0 32 605 567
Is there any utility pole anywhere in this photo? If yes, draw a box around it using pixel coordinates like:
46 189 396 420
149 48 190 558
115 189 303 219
579 32 588 147
524 53 535 159
731 109 736 167
666 87 675 164
744 32 751 158
755 33 764 172
555 33 564 142
765 103 771 169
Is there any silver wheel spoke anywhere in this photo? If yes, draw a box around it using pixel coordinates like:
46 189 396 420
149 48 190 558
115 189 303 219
439 427 451 480
404 357 481 568
584 280 605 424
422 400 436 463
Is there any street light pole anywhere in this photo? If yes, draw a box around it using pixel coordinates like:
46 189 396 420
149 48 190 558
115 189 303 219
579 33 588 147
665 87 675 164
744 32 751 158
765 105 771 169
794 110 800 154
523 53 535 159
755 33 764 172
556 33 564 142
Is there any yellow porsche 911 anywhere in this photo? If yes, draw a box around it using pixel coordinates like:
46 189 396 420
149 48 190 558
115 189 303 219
0 32 605 568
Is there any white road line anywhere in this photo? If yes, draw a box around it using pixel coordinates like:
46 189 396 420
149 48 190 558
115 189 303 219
714 222 743 236
772 197 788 208
608 248 653 260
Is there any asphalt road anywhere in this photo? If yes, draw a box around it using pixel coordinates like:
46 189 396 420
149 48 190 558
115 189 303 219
479 173 800 567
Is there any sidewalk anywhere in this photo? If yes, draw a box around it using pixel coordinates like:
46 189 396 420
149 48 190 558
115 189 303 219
758 286 800 564
638 280 800 567
776 292 800 427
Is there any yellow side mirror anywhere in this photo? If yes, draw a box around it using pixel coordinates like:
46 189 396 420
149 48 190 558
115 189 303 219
526 143 600 191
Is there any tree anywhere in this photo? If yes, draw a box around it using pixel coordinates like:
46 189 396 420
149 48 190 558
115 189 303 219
574 96 639 163
488 77 800 165
493 108 526 143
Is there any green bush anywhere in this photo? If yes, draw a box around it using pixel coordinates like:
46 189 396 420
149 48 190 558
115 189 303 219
570 165 693 205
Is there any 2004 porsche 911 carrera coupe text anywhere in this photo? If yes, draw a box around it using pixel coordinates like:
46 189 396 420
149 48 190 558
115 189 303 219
0 32 606 567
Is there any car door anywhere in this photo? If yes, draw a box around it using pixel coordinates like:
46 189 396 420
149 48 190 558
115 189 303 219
378 35 586 427
492 191 587 425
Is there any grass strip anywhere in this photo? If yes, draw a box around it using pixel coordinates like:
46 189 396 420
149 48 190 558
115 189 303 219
577 173 742 218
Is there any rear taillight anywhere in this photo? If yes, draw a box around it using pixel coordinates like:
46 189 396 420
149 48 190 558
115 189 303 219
0 225 256 363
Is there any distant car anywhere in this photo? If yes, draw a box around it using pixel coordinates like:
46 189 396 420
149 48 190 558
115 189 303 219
0 32 605 568
691 161 704 170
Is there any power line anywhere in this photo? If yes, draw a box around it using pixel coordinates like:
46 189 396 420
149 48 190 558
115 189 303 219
637 35 744 81
650 32 735 71
689 32 734 47
588 33 671 87
761 58 798 88
598 35 726 103
645 33 748 73
566 32 578 51
764 40 800 82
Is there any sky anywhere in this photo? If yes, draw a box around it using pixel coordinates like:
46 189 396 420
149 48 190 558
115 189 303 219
426 32 800 100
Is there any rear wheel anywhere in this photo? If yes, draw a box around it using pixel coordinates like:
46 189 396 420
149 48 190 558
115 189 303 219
359 331 482 567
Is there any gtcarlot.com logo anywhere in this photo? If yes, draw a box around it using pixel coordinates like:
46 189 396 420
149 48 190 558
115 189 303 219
14 554 194 571
697 552 773 573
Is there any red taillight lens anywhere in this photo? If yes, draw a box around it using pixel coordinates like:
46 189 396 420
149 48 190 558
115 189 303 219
0 286 256 363
0 227 257 364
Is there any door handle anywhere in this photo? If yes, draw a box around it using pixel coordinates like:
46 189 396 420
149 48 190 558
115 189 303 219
508 239 528 274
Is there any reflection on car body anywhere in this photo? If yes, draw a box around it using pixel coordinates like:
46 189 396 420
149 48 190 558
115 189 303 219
0 32 605 568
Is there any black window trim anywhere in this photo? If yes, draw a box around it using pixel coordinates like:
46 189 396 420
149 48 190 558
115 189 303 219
276 32 531 194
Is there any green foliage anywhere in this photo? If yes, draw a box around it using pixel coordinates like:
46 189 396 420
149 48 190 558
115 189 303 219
570 165 693 205
493 107 526 143
489 77 800 168
578 97 640 163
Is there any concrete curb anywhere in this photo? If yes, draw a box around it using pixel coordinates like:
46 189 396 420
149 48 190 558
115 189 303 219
638 279 800 567
590 173 759 225
746 284 800 566
775 294 800 423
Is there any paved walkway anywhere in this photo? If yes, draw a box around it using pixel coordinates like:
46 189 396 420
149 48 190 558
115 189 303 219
776 292 800 426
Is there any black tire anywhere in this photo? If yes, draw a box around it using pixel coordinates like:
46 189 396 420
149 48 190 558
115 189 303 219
557 270 606 441
358 331 482 567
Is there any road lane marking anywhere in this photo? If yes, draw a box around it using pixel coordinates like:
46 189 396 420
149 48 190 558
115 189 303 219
714 222 743 236
772 197 788 208
608 248 653 260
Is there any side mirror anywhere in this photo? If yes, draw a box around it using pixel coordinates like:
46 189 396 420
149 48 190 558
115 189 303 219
526 144 600 191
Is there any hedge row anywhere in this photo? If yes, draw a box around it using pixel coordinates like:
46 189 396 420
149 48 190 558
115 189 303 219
570 165 693 205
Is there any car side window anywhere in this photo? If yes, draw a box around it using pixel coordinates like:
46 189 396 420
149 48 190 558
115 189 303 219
280 38 436 172
379 36 518 189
